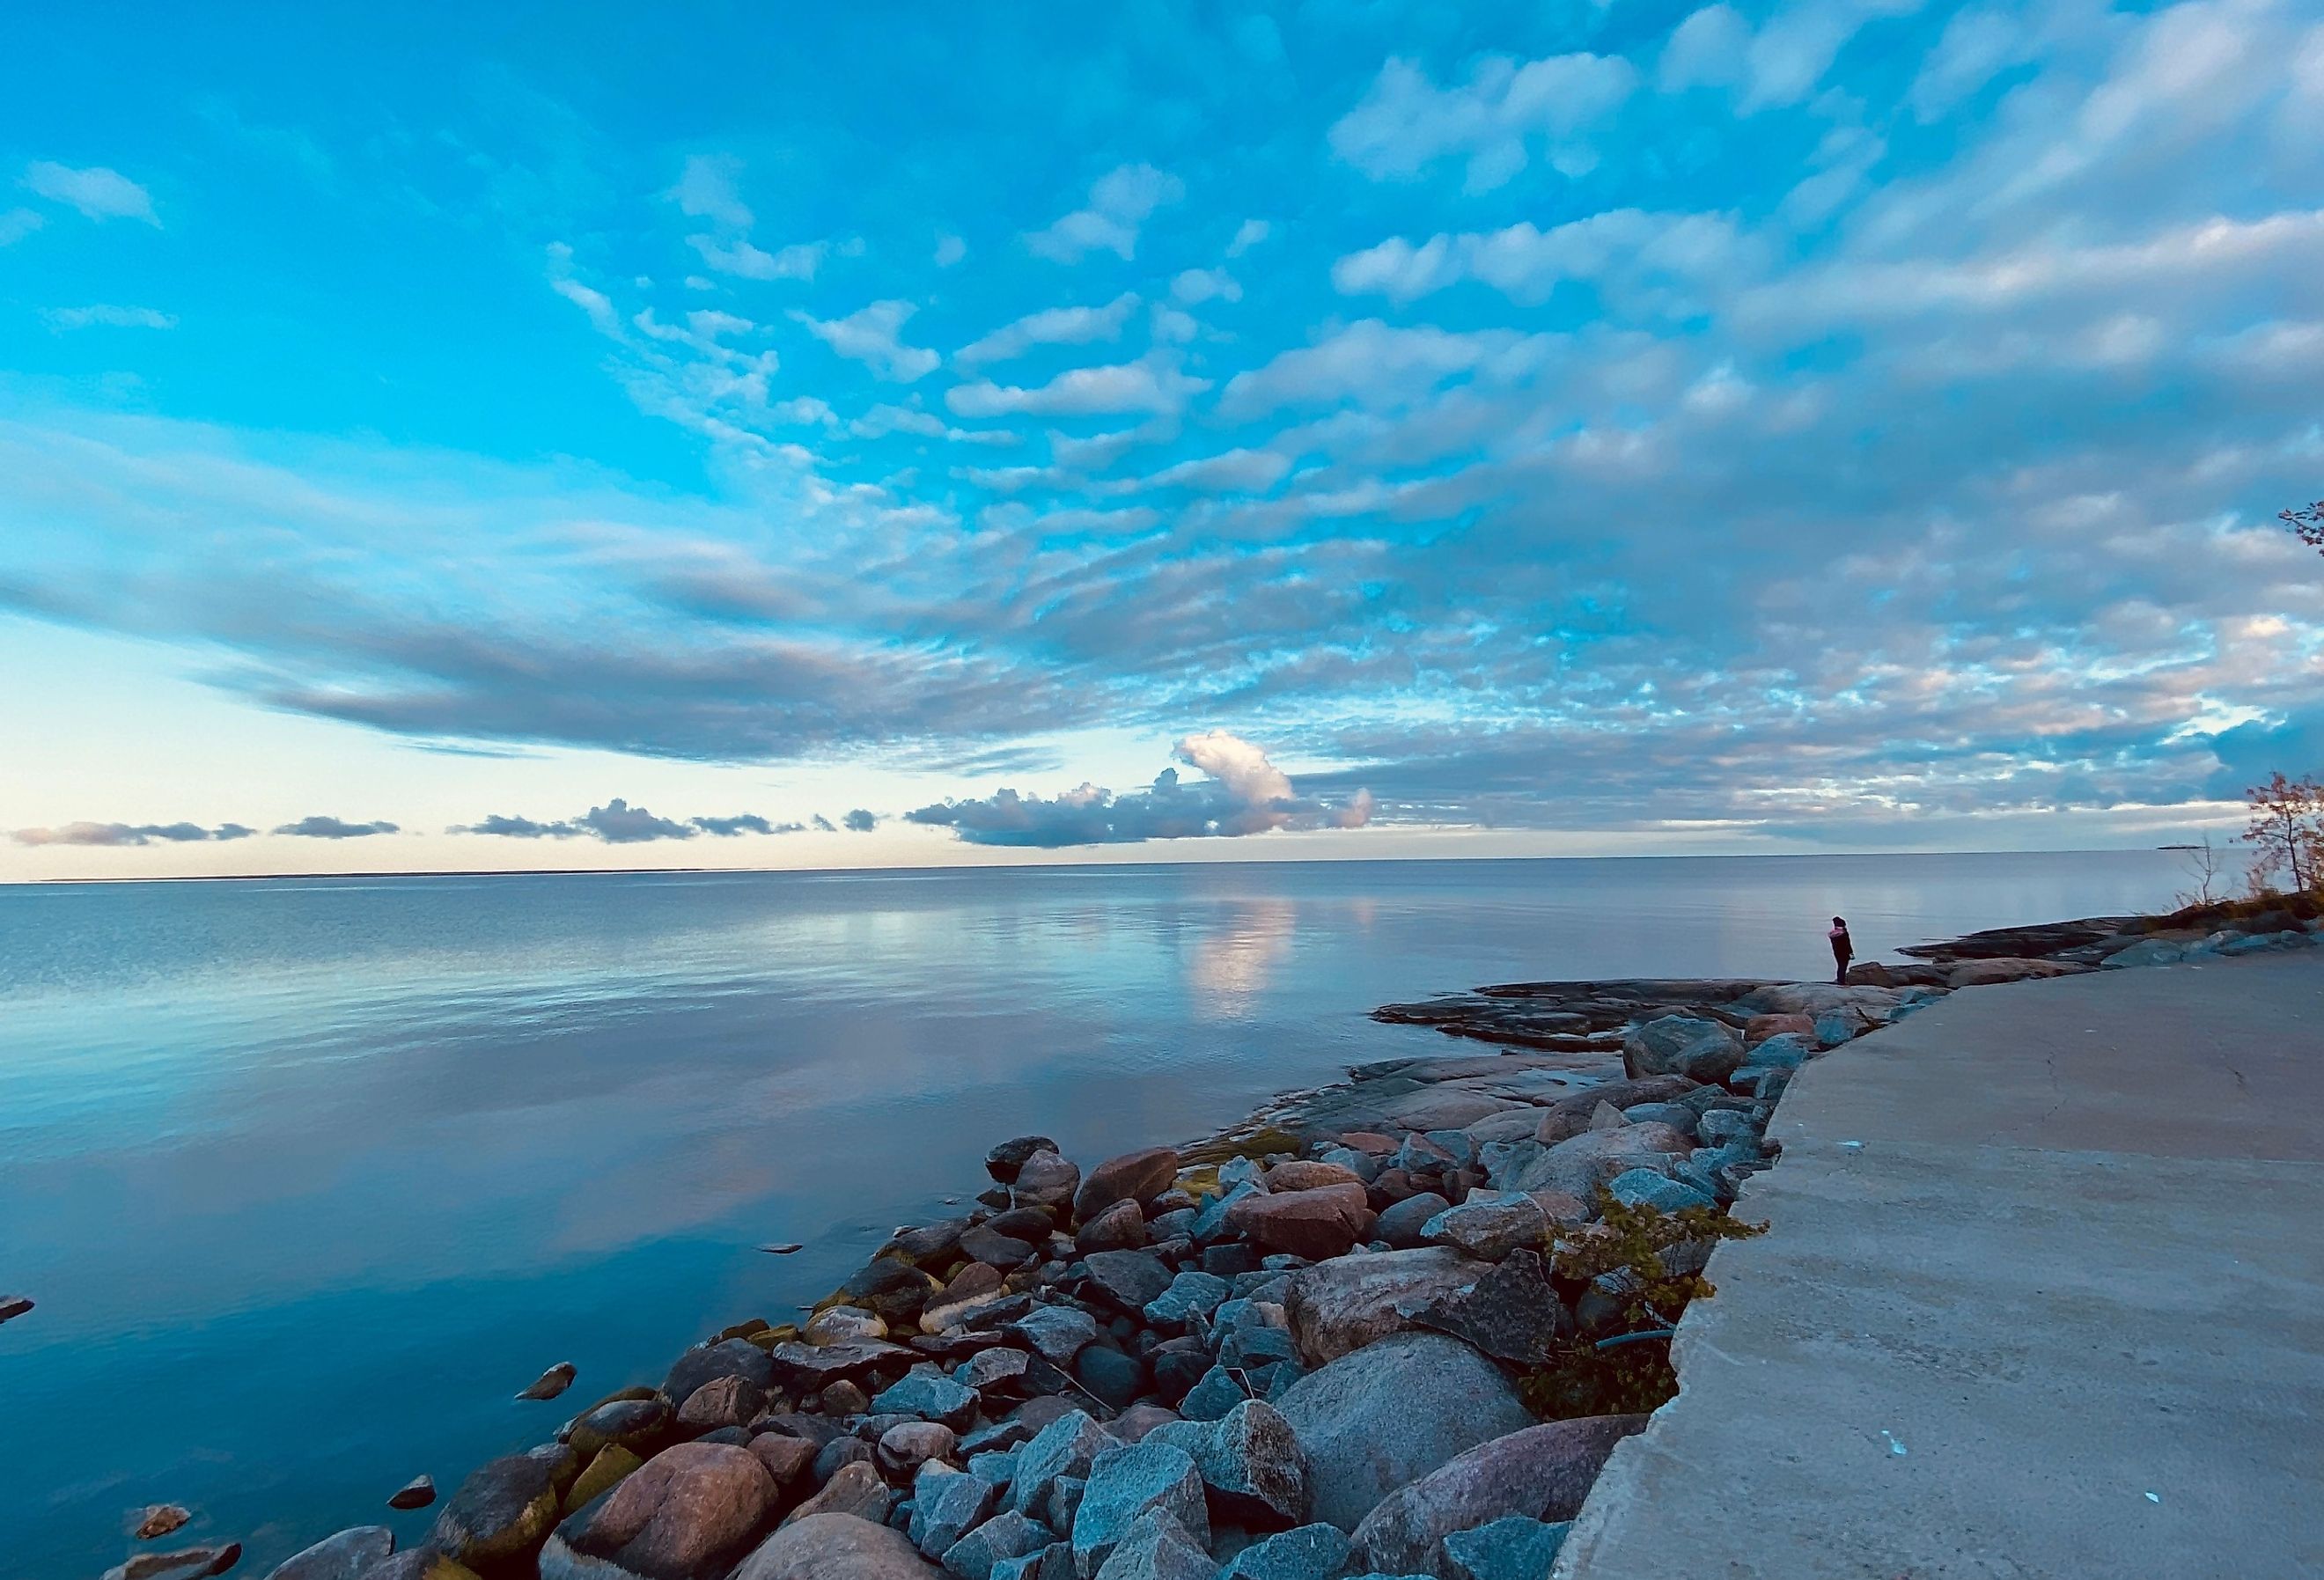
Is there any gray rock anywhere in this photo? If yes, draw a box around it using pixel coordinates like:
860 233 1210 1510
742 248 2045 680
939 1510 1050 1579
1087 1508 1210 1580
1070 1443 1210 1576
1281 1247 1493 1367
1142 1270 1231 1327
1074 1200 1150 1253
1695 1108 1755 1146
550 1440 777 1580
2102 937 2185 969
1509 1126 1691 1202
1009 1305 1100 1367
1216 1524 1353 1580
911 1466 998 1555
1411 1247 1570 1366
1179 1365 1250 1422
785 1459 894 1528
734 1513 942 1578
990 1547 1075 1580
1081 1251 1173 1313
665 1341 774 1408
989 1136 1061 1184
880 1422 960 1479
1606 1168 1715 1213
1274 1333 1533 1532
1348 1416 1649 1575
1075 1345 1145 1409
874 1368 980 1429
1372 1193 1449 1250
1197 1399 1308 1527
261 1525 393 1580
1009 1409 1114 1520
1013 1150 1083 1210
1441 1517 1570 1580
1074 1148 1181 1224
430 1444 573 1572
1616 1101 1698 1135
962 1224 1040 1268
1812 1010 1867 1048
1418 1191 1548 1261
1621 1016 1744 1084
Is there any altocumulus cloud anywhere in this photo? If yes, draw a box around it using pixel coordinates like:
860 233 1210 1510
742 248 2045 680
274 815 400 838
13 819 255 847
906 731 1374 848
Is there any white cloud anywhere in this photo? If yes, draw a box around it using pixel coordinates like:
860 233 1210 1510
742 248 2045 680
934 232 967 267
690 235 823 281
1661 5 1751 90
668 154 753 229
955 292 1140 365
1330 52 1636 192
45 304 176 331
1171 268 1241 305
1227 218 1273 257
852 402 1020 445
1333 210 1749 305
1219 320 1560 416
946 360 1210 418
1141 448 1292 493
0 208 42 246
24 161 158 224
791 300 940 382
1025 164 1184 261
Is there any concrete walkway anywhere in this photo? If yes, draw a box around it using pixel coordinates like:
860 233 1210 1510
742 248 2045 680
1557 952 2324 1580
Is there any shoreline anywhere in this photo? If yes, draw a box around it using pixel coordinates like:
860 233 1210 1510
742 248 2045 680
100 895 2324 1580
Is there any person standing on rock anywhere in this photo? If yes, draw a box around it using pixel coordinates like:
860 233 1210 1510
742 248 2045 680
1828 916 1854 984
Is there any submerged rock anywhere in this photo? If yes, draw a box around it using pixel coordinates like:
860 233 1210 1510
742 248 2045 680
388 1476 438 1511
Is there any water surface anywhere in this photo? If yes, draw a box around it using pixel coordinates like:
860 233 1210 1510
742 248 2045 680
0 852 2188 1573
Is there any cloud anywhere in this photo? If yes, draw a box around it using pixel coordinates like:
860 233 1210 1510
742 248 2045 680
906 731 1375 848
1140 448 1292 493
45 304 177 331
692 235 823 281
934 232 967 267
1332 210 1750 305
1025 164 1184 261
947 360 1209 418
23 161 158 224
0 208 45 246
669 153 753 229
1217 320 1556 416
452 798 717 842
811 813 838 832
1330 53 1636 192
1226 219 1272 258
273 815 400 838
791 300 939 381
671 152 823 282
955 293 1140 365
452 813 582 839
692 812 805 835
1171 268 1240 305
842 808 877 832
575 797 697 842
13 820 253 847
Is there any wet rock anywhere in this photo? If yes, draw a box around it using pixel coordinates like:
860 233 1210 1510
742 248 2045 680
842 1260 944 1323
1075 1148 1181 1223
1411 1247 1570 1367
1085 1507 1210 1580
388 1476 438 1511
1280 1247 1491 1367
1070 1442 1209 1576
733 1512 942 1578
782 1460 894 1528
1215 1524 1351 1580
989 1137 1063 1184
1009 1305 1099 1367
879 1422 960 1479
104 1546 242 1580
908 1466 996 1557
872 1368 979 1430
136 1506 194 1540
567 1395 676 1460
1074 1201 1149 1253
1081 1250 1173 1312
938 1509 1049 1578
547 1441 776 1580
261 1525 393 1580
889 1219 972 1267
1224 1187 1374 1261
1008 1410 1114 1520
518 1363 579 1401
431 1445 575 1571
666 1341 775 1405
0 1294 33 1325
566 1446 645 1514
1622 1017 1744 1084
1273 1333 1533 1532
1011 1151 1082 1211
1441 1516 1570 1580
1348 1416 1648 1576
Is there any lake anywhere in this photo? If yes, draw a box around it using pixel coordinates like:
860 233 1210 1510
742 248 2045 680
0 851 2191 1572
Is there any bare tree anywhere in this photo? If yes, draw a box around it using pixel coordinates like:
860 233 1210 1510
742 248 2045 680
2243 771 2324 895
2173 834 2231 908
2284 500 2324 555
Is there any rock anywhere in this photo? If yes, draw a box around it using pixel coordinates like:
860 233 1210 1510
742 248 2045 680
842 1260 944 1323
549 1441 776 1580
1008 1305 1100 1367
1076 1344 1147 1408
1225 1187 1376 1261
822 1380 872 1417
908 1466 996 1557
678 1375 764 1433
1074 1201 1149 1253
1074 1148 1181 1223
1621 1017 1744 1084
746 1435 815 1488
666 1340 775 1405
805 1306 890 1346
958 1346 1035 1398
1273 1333 1533 1532
1216 1524 1352 1580
1510 1126 1690 1202
1348 1417 1647 1575
1606 1168 1716 1213
1372 1193 1449 1250
1742 1012 1815 1045
1263 1160 1365 1193
364 1553 478 1580
938 1509 1049 1578
1081 1250 1173 1312
873 1368 980 1430
261 1525 393 1580
104 1546 243 1580
1070 1442 1210 1576
1944 957 2084 987
988 1137 1062 1184
1528 1077 1699 1145
962 1224 1040 1269
1107 1404 1180 1444
734 1513 942 1579
1179 1366 1250 1422
783 1459 893 1528
136 1506 194 1540
757 1244 804 1256
1417 1191 1550 1261
0 1294 34 1325
889 1219 972 1267
431 1446 574 1571
1281 1247 1494 1367
1012 1150 1083 1210
990 1547 1074 1580
1411 1247 1570 1366
567 1446 646 1513
388 1476 438 1511
879 1422 960 1479
1008 1410 1114 1520
814 1437 877 1488
1440 1517 1570 1580
1142 1270 1231 1327
1087 1508 1210 1580
1197 1400 1307 1527
568 1395 677 1460
764 1338 914 1393
2103 938 2186 969
518 1363 579 1401
1813 1009 1867 1048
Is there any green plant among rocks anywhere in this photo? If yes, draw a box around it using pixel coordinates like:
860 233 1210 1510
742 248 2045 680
1519 1193 1768 1419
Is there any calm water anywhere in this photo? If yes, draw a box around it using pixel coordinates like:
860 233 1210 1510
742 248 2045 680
0 852 2187 1574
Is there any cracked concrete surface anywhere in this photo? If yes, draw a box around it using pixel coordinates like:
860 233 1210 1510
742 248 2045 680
1556 952 2324 1579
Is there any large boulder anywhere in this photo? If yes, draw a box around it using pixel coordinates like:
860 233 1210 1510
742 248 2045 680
1281 1248 1492 1367
1417 1192 1550 1261
1224 1185 1375 1260
1507 1125 1690 1202
1410 1248 1570 1367
1272 1334 1533 1531
1733 982 1908 1019
732 1513 941 1579
1347 1416 1649 1576
431 1445 574 1572
1074 1147 1180 1223
987 1136 1061 1184
665 1340 775 1405
1012 1150 1083 1210
262 1526 394 1580
1621 1017 1745 1084
545 1442 776 1580
1070 1442 1210 1576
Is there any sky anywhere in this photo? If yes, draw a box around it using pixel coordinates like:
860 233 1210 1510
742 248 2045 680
3 0 2320 880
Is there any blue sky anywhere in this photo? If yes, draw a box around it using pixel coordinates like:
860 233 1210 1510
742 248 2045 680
3 0 2320 878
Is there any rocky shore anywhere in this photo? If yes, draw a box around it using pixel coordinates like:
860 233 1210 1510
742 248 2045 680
111 900 2324 1580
